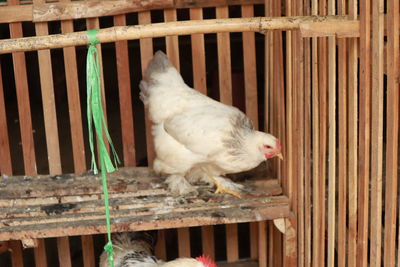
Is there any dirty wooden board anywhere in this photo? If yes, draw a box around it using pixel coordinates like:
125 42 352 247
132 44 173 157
0 167 288 241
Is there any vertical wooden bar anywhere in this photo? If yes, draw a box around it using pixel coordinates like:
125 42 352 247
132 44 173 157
258 221 267 267
369 0 384 265
216 6 232 105
201 226 215 260
241 4 258 130
326 0 336 265
226 224 239 262
164 9 180 69
177 228 191 257
60 0 86 173
303 1 311 266
311 0 320 266
57 237 72 267
33 239 47 267
347 0 358 266
384 0 399 265
0 63 12 175
9 241 24 267
357 0 371 266
81 235 95 267
138 11 155 165
114 14 136 167
155 230 167 261
337 2 347 267
189 8 207 95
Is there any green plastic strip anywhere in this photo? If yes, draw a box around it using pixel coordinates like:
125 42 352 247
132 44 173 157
86 28 120 267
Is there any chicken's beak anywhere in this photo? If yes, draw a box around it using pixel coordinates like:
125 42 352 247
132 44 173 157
276 152 284 160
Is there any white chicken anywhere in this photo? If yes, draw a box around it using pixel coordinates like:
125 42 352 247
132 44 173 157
140 51 283 197
99 231 217 267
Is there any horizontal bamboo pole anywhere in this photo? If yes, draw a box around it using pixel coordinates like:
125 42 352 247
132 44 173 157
0 15 356 54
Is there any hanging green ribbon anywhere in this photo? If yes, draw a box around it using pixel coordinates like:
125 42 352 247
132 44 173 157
86 29 120 267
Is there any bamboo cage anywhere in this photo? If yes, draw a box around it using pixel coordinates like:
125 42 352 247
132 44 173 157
0 0 399 267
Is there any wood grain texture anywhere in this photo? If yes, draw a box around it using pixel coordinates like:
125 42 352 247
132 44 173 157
114 14 136 167
33 238 47 267
138 11 155 165
177 228 191 257
201 225 215 259
347 1 358 266
258 221 266 267
0 63 12 175
57 236 72 267
81 235 95 267
9 241 24 267
226 224 239 262
357 0 371 266
216 6 232 105
384 0 399 265
370 0 384 265
189 8 207 95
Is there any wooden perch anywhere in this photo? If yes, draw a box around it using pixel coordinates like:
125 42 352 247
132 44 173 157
0 167 290 241
0 15 357 54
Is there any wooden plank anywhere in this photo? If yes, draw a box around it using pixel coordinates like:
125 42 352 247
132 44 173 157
226 224 239 262
9 23 37 175
357 0 371 266
258 221 266 267
337 2 347 267
60 0 87 174
81 235 95 267
114 14 136 167
0 62 12 176
33 0 173 22
164 9 180 69
311 1 320 266
384 0 399 265
57 237 72 267
218 260 258 267
241 4 258 130
347 0 358 266
177 228 191 257
155 229 167 261
9 241 24 267
249 222 258 259
216 6 232 105
33 238 47 267
138 11 155 165
299 21 359 38
370 0 384 265
0 0 264 24
201 225 215 259
189 8 207 95
326 0 336 265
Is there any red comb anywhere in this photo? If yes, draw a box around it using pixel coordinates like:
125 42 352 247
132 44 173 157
195 255 217 267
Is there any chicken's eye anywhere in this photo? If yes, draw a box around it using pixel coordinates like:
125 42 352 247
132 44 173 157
264 145 272 149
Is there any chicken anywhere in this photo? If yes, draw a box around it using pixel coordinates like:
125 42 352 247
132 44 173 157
99 231 217 267
140 51 283 197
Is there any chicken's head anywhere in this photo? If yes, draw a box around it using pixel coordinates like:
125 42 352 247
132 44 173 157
255 133 283 160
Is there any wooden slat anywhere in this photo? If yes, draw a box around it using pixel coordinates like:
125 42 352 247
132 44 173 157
33 0 173 22
57 237 72 267
81 235 95 267
216 6 232 105
164 9 180 69
241 4 258 130
337 2 347 267
9 23 37 175
0 0 263 24
9 241 24 267
177 228 191 257
155 230 167 261
311 1 320 266
357 0 371 266
347 0 358 266
189 8 207 95
114 14 136 167
33 238 47 267
384 0 399 265
0 62 12 176
201 226 215 259
138 11 155 165
258 221 266 267
369 0 384 265
226 224 239 262
326 0 336 265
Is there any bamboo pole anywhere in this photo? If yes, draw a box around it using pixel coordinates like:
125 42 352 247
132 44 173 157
0 16 356 54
